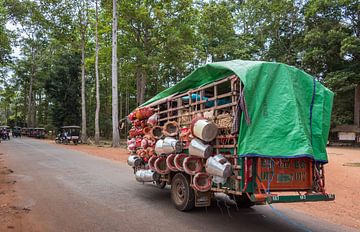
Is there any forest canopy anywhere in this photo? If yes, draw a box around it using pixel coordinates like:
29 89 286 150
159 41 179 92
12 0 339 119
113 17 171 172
0 0 359 139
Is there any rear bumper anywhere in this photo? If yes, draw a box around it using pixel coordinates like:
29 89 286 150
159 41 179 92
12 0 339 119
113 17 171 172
251 193 335 204
267 193 335 203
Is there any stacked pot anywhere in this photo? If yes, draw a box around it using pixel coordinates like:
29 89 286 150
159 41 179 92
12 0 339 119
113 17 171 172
127 108 233 190
187 118 233 191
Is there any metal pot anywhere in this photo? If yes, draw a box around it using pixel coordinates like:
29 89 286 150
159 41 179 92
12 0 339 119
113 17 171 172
155 137 182 155
188 138 212 159
192 119 218 142
127 155 142 167
135 169 155 182
205 154 232 178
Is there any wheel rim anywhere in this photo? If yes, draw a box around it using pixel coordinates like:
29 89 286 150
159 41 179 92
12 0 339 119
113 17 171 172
174 180 186 204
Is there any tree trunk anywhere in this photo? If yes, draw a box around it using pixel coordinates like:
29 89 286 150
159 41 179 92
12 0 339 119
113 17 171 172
111 0 120 147
80 1 87 142
355 85 360 126
27 47 35 128
94 0 100 145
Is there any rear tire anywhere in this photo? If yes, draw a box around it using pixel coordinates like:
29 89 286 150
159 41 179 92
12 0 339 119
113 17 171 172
171 173 195 211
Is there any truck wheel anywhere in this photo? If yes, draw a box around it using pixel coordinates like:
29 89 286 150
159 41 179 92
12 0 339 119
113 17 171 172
171 173 195 211
235 195 255 208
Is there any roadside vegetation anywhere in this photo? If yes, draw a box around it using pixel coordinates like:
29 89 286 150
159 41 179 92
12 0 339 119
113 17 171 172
0 0 359 144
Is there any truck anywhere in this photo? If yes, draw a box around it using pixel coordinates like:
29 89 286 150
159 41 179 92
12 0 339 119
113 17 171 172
126 60 335 211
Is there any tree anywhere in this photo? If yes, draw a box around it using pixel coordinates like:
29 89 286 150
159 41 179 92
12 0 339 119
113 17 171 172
112 0 120 147
94 0 100 144
79 0 88 142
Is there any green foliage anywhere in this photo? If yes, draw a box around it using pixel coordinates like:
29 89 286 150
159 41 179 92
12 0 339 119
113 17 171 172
0 0 359 137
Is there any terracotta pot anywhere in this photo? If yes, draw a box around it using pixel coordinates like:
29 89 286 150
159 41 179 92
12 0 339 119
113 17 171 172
143 127 151 135
193 172 212 192
128 111 137 121
148 156 158 171
141 138 148 148
147 147 156 156
147 113 159 127
163 121 179 137
150 126 163 139
135 107 154 120
154 156 171 175
166 154 178 172
127 143 136 151
129 127 137 138
135 138 142 147
174 153 188 171
183 156 203 175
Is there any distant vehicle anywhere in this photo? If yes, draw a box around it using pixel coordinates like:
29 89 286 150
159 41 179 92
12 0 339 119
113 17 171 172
0 126 10 140
12 126 22 138
34 128 46 139
21 128 28 136
27 128 35 137
55 126 81 145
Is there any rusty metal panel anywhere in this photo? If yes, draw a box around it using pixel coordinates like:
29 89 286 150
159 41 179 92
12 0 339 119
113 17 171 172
256 158 313 191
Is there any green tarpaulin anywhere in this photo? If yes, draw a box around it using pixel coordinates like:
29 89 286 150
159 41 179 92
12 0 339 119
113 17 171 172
142 60 333 163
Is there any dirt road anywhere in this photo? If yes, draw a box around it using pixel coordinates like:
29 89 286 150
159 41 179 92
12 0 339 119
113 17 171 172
0 138 358 232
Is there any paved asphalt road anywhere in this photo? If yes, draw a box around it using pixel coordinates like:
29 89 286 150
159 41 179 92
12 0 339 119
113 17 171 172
0 138 357 232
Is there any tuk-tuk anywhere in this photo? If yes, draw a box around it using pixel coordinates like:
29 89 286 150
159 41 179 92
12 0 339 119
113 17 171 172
35 128 46 139
27 128 35 137
55 126 81 144
21 128 28 136
0 126 10 140
12 126 21 138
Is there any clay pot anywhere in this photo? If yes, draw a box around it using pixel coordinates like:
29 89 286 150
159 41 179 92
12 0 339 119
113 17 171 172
154 156 171 175
193 172 212 192
135 137 142 147
129 127 137 138
147 147 156 156
128 111 137 121
127 138 135 145
141 138 148 148
166 154 178 172
135 107 154 120
147 113 159 127
143 127 151 135
174 153 188 171
150 126 163 139
183 156 203 175
148 156 158 171
127 143 136 151
163 121 179 137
